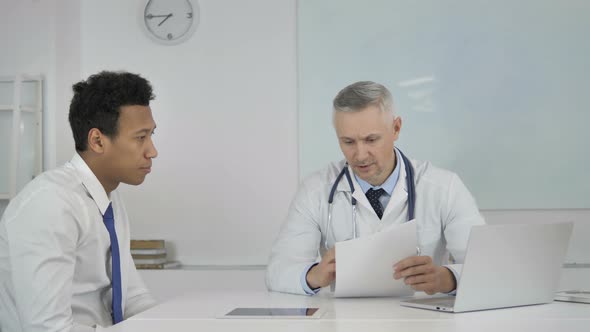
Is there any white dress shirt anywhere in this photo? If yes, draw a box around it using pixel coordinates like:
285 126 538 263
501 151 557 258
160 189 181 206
0 154 156 331
266 153 486 295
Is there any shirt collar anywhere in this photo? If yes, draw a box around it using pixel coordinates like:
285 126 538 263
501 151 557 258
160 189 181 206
354 148 402 196
70 153 111 215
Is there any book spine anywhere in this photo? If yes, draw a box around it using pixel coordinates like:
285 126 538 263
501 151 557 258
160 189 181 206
130 239 165 249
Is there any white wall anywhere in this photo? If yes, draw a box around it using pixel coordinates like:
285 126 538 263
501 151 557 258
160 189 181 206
483 210 590 264
54 1 81 166
76 0 298 265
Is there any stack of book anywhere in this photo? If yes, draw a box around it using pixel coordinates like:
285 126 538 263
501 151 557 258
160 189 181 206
130 239 180 269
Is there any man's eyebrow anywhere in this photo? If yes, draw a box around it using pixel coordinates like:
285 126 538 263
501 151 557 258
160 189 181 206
133 127 154 135
340 133 380 140
133 124 156 134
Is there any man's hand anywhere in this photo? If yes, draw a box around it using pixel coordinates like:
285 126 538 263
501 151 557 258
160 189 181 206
306 247 336 289
393 255 456 294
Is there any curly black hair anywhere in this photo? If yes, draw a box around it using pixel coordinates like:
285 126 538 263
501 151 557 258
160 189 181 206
68 71 155 152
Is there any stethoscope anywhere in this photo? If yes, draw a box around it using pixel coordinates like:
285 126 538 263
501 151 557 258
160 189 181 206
324 148 416 250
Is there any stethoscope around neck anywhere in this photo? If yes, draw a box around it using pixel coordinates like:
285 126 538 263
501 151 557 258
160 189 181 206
324 148 416 250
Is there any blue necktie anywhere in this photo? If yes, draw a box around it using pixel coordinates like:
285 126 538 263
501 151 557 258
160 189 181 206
103 203 123 324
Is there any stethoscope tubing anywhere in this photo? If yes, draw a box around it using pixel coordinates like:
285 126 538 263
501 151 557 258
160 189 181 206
325 148 415 250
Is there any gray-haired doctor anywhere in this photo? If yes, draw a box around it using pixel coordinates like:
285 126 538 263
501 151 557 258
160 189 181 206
266 81 485 296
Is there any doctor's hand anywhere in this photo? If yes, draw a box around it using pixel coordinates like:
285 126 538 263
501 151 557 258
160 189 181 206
306 247 336 290
393 255 456 295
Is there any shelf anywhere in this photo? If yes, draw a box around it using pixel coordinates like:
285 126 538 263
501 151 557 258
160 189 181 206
0 73 43 200
20 106 40 113
0 75 43 83
564 263 590 268
0 106 40 112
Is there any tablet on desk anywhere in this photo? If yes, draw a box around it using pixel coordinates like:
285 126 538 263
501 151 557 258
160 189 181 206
220 307 325 319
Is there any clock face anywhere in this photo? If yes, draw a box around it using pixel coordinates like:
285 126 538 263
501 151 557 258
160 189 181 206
143 0 199 45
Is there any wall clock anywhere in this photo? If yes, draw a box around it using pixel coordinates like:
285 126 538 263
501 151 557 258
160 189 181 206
143 0 199 45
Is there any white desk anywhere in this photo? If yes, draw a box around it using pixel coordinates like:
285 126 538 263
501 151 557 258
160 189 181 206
108 267 590 332
108 318 589 332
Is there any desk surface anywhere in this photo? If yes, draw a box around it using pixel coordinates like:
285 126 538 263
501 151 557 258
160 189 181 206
108 289 590 331
108 268 590 331
109 318 589 332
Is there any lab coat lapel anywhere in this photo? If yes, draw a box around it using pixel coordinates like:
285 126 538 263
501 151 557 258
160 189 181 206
347 165 375 213
382 155 408 219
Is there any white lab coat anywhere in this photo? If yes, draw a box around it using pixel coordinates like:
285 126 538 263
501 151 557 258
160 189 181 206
266 155 485 295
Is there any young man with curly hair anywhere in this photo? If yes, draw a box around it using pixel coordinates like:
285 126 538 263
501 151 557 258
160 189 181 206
0 71 158 331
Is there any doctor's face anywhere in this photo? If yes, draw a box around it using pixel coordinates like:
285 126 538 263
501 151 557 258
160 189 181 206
334 105 401 186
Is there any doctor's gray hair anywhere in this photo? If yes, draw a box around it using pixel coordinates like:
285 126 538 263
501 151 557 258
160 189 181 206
333 81 395 116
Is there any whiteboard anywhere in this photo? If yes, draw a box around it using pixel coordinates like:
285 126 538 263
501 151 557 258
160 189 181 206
298 0 590 209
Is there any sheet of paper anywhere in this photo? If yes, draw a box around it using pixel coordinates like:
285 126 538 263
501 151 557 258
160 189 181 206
334 220 417 297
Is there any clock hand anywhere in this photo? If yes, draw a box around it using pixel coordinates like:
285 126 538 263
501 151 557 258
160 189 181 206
146 14 172 19
158 13 173 27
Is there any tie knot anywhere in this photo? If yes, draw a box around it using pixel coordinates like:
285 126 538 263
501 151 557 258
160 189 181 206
104 203 114 220
366 188 386 200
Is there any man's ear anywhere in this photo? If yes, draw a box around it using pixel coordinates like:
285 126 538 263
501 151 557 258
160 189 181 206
393 116 402 141
87 128 105 153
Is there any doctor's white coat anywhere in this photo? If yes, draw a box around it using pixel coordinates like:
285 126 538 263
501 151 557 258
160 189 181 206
266 155 485 295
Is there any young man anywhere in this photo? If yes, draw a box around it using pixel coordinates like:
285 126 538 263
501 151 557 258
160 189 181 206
266 81 485 295
0 71 158 331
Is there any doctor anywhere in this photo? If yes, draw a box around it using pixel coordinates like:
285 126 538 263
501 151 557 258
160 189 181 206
266 81 485 296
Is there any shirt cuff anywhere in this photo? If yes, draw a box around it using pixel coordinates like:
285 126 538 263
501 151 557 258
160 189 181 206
301 263 321 295
443 264 462 295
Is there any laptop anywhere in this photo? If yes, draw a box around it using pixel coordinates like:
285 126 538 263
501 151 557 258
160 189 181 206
400 222 573 313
